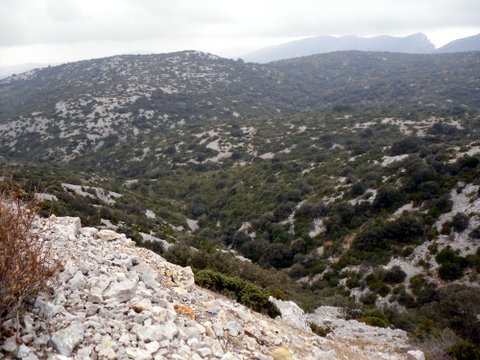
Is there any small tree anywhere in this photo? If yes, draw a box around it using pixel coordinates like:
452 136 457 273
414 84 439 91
0 186 60 334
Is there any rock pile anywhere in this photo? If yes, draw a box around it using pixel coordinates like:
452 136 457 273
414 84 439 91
1 216 423 359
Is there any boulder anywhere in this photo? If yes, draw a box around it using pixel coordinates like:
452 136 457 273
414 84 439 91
48 322 85 356
103 279 137 302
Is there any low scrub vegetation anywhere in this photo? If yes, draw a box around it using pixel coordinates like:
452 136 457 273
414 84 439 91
194 269 281 318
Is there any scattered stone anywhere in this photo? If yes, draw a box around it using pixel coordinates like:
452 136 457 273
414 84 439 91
145 341 160 354
197 347 212 357
97 339 116 359
2 336 17 352
162 321 179 340
206 306 220 315
14 344 31 358
126 347 151 360
103 279 137 302
225 321 242 337
134 324 164 342
0 216 422 360
68 271 87 291
408 350 426 360
213 322 224 338
48 322 86 356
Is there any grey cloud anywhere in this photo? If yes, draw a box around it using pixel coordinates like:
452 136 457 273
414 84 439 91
0 0 479 48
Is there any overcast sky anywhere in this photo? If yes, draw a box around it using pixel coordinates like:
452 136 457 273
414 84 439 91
1 0 479 67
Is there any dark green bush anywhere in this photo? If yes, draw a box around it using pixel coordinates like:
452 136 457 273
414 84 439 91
383 266 407 284
390 137 424 156
309 322 332 337
447 341 480 360
452 212 470 233
438 262 465 281
470 226 480 239
194 269 281 318
353 214 425 257
459 156 479 170
436 247 469 281
366 273 390 297
346 272 361 289
358 316 389 328
373 184 403 211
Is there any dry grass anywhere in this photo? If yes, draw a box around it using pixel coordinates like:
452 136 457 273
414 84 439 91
0 185 60 330
412 329 458 360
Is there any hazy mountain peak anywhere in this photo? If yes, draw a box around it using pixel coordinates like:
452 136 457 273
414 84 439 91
437 33 480 53
242 33 435 63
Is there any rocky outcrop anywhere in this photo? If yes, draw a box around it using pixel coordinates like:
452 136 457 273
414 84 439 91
1 216 422 359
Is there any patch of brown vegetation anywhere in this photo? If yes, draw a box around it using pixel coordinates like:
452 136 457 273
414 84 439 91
0 185 60 338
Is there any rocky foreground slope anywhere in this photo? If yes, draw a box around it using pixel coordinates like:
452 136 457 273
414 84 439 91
1 216 424 359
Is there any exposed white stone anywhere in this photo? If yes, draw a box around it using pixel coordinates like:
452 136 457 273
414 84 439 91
126 347 151 360
408 350 426 360
269 298 309 331
103 279 137 302
95 229 125 241
48 322 86 356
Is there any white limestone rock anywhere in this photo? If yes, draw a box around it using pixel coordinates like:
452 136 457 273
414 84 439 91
68 271 87 291
126 347 151 360
96 339 116 359
51 216 82 239
103 279 137 302
48 322 86 356
269 297 309 331
95 229 124 241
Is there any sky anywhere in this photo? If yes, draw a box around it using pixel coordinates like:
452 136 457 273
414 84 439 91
1 0 480 67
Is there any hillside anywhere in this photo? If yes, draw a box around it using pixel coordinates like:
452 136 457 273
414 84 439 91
1 216 422 359
1 51 479 162
1 50 480 356
242 33 435 63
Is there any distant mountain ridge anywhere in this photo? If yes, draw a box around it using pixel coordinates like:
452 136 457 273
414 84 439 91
437 33 480 53
242 33 480 63
0 63 52 80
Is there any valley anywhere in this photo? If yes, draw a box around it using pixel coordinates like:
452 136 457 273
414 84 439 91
1 50 480 357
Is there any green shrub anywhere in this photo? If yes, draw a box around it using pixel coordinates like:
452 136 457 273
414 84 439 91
309 322 332 337
366 273 390 296
470 226 480 239
353 214 425 256
436 247 469 281
438 262 465 281
346 272 361 289
447 341 480 360
402 246 414 257
383 266 407 284
358 316 389 328
194 269 281 318
452 212 470 233
390 137 424 156
459 156 479 170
